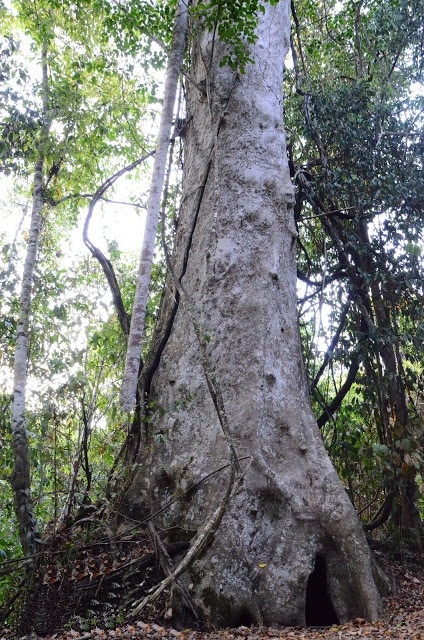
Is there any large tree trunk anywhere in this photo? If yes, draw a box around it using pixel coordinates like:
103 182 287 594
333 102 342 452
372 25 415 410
120 1 381 627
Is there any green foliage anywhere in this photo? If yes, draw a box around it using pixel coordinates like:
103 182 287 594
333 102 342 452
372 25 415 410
0 31 42 174
0 0 161 587
0 396 21 602
101 0 175 55
192 0 279 71
289 0 424 538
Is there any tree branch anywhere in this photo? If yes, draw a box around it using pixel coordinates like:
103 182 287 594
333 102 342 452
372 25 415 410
364 492 395 532
82 153 155 336
313 291 355 388
316 355 360 429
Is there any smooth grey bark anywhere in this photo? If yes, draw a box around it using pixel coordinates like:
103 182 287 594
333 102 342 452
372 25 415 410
121 0 382 627
121 0 188 412
10 47 51 558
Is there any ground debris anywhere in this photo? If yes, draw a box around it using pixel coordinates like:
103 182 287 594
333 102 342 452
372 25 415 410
1 554 423 640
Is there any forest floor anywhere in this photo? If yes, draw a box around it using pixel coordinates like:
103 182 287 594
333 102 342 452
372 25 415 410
2 550 423 640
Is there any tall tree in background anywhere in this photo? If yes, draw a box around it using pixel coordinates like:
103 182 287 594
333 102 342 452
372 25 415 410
121 0 188 412
119 0 381 626
9 42 50 559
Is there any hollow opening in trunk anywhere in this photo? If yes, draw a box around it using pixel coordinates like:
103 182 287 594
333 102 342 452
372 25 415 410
231 605 256 628
305 555 339 626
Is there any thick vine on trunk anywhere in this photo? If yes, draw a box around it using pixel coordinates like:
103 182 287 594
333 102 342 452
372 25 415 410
119 1 382 627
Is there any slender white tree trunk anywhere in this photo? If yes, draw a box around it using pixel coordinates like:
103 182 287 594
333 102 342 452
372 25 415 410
11 47 51 558
120 0 188 412
121 0 382 627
